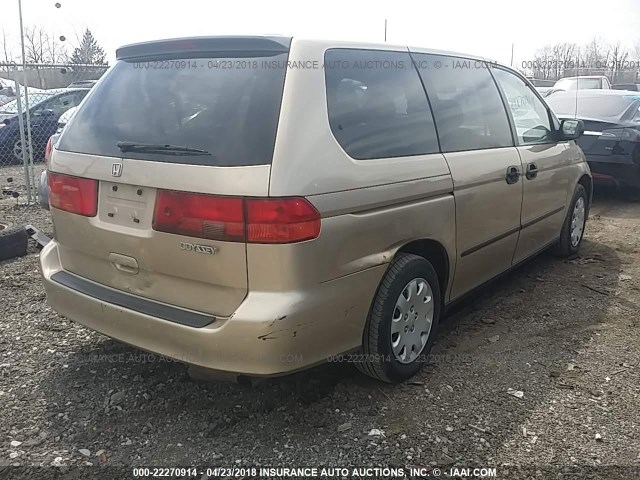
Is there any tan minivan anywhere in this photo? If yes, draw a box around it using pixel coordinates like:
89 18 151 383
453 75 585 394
41 36 591 383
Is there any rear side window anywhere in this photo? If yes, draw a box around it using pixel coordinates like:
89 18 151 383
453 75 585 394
325 49 439 160
58 53 288 166
413 54 513 152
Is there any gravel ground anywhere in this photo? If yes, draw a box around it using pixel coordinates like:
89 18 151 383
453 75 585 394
1 164 640 479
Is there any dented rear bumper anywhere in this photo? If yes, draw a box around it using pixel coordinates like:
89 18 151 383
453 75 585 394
40 240 384 376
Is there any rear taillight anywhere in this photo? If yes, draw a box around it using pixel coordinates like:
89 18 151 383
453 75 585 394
246 197 321 243
44 137 53 165
152 191 321 244
153 191 245 242
48 172 98 217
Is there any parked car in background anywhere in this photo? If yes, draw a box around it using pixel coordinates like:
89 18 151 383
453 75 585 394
612 83 640 91
547 90 640 196
67 80 98 89
554 76 611 90
535 86 553 97
546 76 612 98
0 85 16 107
38 106 78 209
0 88 89 164
527 78 555 87
41 36 590 383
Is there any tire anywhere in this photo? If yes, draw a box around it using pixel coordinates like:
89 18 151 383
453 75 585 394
0 221 29 261
356 253 441 383
553 184 588 258
13 138 30 163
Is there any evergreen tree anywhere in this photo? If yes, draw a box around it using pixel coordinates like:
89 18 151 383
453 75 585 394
70 29 106 65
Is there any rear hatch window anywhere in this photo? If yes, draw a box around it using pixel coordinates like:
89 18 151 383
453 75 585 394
58 48 289 166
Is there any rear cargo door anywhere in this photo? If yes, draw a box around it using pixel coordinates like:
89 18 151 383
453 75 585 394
50 37 290 317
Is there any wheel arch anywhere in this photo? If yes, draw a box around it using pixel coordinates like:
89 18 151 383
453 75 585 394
577 174 593 213
395 239 450 302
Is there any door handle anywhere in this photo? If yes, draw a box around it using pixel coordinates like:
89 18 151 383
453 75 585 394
526 163 539 180
505 166 520 184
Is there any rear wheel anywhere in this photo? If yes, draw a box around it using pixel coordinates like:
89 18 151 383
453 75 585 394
554 184 588 258
356 254 441 383
13 139 30 163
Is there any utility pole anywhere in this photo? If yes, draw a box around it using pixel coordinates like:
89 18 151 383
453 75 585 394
384 19 387 43
510 43 514 67
17 0 33 204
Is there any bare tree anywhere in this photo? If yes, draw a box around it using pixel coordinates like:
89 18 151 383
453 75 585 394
532 45 554 80
1 29 15 73
45 33 67 64
581 37 608 73
552 42 578 79
608 42 629 83
23 26 49 88
532 38 639 83
531 42 578 80
23 26 67 88
24 27 49 64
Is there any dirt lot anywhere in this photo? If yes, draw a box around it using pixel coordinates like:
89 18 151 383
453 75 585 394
1 165 640 479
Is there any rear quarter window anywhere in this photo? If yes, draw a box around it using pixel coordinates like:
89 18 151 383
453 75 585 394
324 49 439 160
58 53 289 166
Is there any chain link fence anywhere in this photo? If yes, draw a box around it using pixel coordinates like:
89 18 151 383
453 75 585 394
0 62 107 204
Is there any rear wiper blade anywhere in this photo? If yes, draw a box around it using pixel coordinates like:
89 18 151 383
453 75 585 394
116 141 212 156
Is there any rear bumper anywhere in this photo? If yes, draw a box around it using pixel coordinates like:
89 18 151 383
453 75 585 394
40 240 384 376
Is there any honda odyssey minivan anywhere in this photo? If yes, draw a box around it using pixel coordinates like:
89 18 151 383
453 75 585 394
40 36 591 383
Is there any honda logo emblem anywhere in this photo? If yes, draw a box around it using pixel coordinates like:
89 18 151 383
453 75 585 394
111 163 123 177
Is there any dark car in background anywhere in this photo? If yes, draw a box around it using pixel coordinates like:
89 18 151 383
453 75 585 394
0 88 88 164
547 90 640 195
612 83 640 92
527 78 555 87
67 80 98 89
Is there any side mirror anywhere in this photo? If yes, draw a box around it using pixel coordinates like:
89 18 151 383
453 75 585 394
558 119 584 141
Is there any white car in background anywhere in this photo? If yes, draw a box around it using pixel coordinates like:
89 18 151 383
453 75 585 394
546 76 612 97
0 77 47 105
38 106 78 208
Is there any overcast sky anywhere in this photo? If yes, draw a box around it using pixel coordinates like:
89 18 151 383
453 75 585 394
2 0 639 66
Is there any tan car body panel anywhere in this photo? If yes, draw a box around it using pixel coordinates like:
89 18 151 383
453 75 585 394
444 147 523 300
513 142 588 264
48 149 272 317
41 37 591 376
